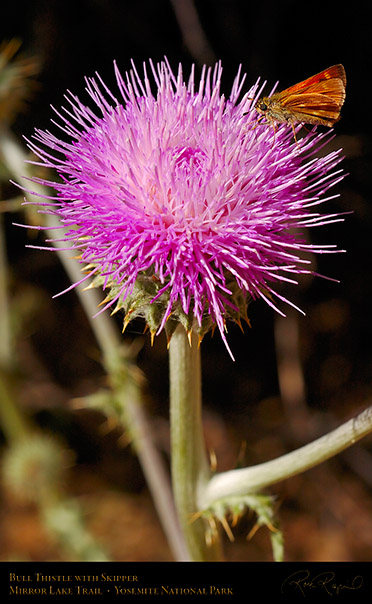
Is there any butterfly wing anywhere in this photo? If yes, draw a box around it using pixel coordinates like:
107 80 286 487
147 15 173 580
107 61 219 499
279 64 346 96
276 65 346 126
276 94 342 125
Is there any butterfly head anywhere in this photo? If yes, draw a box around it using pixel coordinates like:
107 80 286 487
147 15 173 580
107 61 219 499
255 97 270 115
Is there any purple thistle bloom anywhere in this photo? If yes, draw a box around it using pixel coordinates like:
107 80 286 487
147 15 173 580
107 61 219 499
25 59 344 357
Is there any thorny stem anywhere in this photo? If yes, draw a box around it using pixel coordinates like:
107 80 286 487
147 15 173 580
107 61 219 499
0 127 188 561
169 325 222 561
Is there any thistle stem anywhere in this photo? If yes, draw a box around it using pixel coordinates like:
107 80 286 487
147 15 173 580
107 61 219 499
169 325 222 561
200 404 372 508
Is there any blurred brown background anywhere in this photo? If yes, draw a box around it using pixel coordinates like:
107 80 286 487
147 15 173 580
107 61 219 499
0 0 371 561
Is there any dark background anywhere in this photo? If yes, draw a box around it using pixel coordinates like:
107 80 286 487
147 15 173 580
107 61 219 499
1 0 372 561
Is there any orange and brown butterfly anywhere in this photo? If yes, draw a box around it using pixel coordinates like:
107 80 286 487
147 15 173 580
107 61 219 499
254 64 346 138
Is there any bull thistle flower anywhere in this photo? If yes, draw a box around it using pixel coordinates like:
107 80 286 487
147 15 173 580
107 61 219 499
20 59 347 561
25 59 344 358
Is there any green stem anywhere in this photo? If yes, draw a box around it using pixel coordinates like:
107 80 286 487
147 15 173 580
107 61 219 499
169 325 222 561
200 404 372 508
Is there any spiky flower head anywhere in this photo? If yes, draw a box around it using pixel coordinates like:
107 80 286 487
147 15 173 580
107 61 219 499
25 59 344 357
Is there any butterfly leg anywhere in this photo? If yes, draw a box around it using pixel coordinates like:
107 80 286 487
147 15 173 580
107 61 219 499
270 120 277 145
291 123 298 145
246 114 265 132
